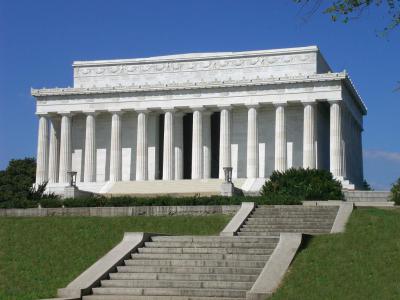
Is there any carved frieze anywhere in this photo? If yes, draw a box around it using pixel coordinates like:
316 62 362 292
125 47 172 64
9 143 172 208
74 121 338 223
74 54 314 78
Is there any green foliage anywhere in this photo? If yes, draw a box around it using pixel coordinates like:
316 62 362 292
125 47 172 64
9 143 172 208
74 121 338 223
0 158 36 203
390 177 400 205
62 194 302 208
293 0 400 33
0 158 61 208
362 179 373 191
261 168 343 200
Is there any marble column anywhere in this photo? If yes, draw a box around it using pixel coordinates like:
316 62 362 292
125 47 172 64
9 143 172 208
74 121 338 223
83 112 97 182
48 117 60 184
163 109 174 180
202 111 212 179
174 113 184 180
274 103 287 172
136 110 148 181
36 114 49 184
219 107 231 179
329 101 344 178
192 108 203 179
58 113 72 183
303 102 316 169
246 105 259 178
109 111 122 182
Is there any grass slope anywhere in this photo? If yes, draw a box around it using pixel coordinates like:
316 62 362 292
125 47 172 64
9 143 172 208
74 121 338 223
271 208 400 300
0 215 230 300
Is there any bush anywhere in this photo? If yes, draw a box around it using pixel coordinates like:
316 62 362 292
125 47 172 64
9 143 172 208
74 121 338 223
62 194 302 207
390 178 400 205
261 168 343 201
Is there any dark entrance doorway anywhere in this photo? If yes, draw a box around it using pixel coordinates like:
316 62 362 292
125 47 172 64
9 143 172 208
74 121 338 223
210 112 220 178
183 113 193 179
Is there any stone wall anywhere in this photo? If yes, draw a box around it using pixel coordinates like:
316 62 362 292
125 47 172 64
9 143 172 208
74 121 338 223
0 205 239 217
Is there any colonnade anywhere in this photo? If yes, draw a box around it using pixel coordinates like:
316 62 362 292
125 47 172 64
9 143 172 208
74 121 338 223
35 101 348 184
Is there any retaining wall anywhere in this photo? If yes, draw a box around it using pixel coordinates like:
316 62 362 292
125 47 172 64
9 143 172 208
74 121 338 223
0 205 239 217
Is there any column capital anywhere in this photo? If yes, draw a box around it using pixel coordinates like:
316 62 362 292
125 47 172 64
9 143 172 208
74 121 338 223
327 98 343 105
161 107 175 113
109 109 124 115
191 106 205 112
135 108 149 114
245 103 260 109
301 100 317 106
218 105 232 110
57 111 74 117
35 112 50 117
83 110 100 116
273 101 287 108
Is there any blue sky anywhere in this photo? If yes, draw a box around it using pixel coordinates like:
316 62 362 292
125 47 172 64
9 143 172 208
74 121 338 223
0 0 399 189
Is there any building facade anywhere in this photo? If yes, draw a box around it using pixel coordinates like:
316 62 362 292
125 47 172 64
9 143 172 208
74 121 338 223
32 46 367 193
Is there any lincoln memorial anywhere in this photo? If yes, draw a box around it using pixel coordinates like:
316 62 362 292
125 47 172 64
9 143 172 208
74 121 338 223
32 46 366 195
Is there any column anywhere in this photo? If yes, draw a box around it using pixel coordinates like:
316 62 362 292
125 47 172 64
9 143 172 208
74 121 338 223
219 106 231 178
303 102 316 169
329 101 343 178
109 111 122 182
174 113 184 180
58 113 72 183
83 112 97 182
192 108 203 179
163 109 174 180
202 111 212 179
136 110 148 181
246 105 259 178
274 103 287 172
48 117 60 183
35 114 49 184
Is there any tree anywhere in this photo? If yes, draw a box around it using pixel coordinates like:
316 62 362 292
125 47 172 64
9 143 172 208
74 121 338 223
293 0 400 34
0 158 36 203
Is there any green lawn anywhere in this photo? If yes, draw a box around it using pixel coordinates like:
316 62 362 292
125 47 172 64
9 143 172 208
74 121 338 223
271 208 400 300
0 215 231 300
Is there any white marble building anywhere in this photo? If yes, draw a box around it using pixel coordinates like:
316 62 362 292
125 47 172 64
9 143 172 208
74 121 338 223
32 46 366 194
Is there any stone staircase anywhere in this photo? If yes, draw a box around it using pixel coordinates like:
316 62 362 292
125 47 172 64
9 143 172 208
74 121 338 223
82 235 279 300
105 179 246 197
237 205 339 237
78 205 340 300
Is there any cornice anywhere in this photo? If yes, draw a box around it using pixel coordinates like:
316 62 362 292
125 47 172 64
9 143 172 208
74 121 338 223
72 46 319 67
31 72 347 97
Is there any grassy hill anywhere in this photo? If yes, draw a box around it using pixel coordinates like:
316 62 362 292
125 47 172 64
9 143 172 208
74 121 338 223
0 215 231 300
271 208 400 300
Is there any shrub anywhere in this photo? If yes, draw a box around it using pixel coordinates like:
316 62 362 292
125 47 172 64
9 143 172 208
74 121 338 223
62 194 302 207
261 168 343 201
390 178 400 205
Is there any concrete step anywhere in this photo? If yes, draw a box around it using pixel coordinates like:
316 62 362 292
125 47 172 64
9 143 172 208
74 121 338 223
245 217 336 224
138 246 274 255
150 236 278 243
250 211 338 217
92 287 247 298
117 265 262 275
84 295 245 300
255 206 339 211
237 229 329 236
241 224 333 231
109 272 259 282
144 241 277 248
124 259 266 268
131 253 270 261
243 220 334 226
101 279 253 290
